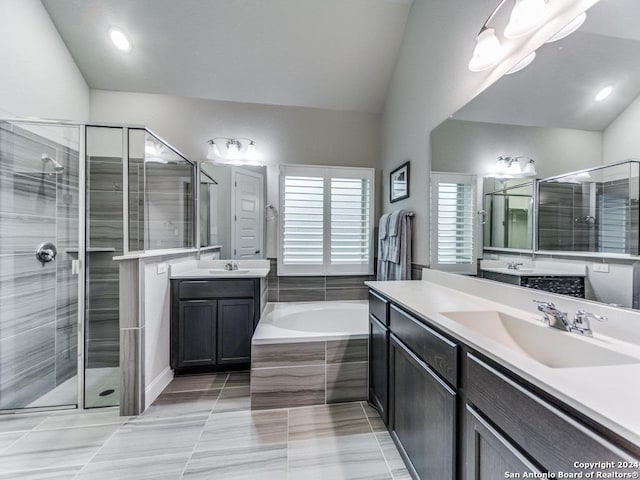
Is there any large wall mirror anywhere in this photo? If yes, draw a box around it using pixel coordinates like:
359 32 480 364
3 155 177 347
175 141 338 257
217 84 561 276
431 0 640 308
199 163 266 260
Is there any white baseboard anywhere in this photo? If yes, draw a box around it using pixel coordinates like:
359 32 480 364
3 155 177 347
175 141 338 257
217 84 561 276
144 366 173 410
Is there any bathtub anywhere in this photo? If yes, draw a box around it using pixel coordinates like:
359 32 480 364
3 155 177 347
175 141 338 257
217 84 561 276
252 300 368 344
250 301 369 410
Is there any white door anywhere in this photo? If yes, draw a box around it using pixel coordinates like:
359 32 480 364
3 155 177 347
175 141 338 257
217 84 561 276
232 168 264 259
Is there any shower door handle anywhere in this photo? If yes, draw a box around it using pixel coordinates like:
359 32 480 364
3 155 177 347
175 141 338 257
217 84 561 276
36 242 57 264
477 210 488 225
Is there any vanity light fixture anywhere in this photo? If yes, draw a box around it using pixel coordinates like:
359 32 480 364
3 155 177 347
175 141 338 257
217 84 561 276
206 137 263 166
492 155 536 178
109 28 131 52
594 85 613 102
469 0 587 73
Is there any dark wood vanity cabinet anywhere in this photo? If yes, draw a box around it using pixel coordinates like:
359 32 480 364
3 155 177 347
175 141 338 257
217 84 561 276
367 289 639 480
386 303 458 479
171 279 261 373
368 291 390 424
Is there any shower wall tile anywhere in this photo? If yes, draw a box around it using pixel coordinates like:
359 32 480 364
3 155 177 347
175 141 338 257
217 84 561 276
57 182 79 220
0 360 56 410
0 254 56 300
0 169 57 217
86 278 119 311
0 323 56 379
88 190 123 221
0 213 56 255
86 339 120 369
87 158 124 192
88 220 123 250
0 287 56 338
56 345 78 386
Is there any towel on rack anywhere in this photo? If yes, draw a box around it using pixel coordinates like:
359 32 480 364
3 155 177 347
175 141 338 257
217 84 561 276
386 209 404 263
377 213 391 263
377 210 412 281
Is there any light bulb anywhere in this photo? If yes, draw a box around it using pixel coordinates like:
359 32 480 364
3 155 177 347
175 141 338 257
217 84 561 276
227 139 241 159
109 28 131 52
246 141 258 161
523 160 537 176
468 28 503 72
504 0 550 39
206 140 221 160
546 12 587 43
505 52 536 75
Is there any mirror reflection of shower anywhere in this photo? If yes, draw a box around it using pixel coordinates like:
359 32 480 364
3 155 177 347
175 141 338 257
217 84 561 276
41 153 64 172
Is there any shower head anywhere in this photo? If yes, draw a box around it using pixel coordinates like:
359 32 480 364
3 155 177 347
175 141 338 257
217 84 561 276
41 154 64 172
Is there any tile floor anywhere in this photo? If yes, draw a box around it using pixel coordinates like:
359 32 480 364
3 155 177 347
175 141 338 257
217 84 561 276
0 371 410 479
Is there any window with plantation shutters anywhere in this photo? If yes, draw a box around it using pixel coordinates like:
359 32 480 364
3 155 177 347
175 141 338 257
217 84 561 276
279 165 374 276
430 173 478 274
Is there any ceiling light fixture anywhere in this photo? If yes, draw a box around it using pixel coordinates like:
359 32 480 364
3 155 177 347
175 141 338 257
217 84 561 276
206 137 263 166
109 28 131 52
594 85 613 102
545 12 587 43
505 51 536 75
468 0 587 73
504 0 550 39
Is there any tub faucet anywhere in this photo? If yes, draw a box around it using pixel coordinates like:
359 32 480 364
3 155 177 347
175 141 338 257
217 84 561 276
533 300 572 332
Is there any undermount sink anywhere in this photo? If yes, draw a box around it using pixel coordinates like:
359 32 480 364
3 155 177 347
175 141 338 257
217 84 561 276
440 310 639 369
208 269 251 275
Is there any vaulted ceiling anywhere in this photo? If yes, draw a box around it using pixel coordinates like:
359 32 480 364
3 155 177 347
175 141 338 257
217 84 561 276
41 0 413 113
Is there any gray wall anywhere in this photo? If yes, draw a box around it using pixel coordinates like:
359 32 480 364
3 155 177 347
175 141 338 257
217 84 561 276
603 94 640 164
431 119 603 178
0 0 89 121
89 90 381 259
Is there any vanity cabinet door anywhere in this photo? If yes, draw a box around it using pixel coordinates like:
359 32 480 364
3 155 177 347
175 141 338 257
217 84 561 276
389 334 456 480
464 405 542 480
217 299 254 365
369 314 389 424
173 300 218 369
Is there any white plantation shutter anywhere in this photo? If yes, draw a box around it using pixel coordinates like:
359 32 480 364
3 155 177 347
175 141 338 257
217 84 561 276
330 178 370 266
279 165 374 275
430 173 478 274
282 175 324 265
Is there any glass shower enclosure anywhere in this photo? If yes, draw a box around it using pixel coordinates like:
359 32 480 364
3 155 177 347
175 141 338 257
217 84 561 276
0 120 83 410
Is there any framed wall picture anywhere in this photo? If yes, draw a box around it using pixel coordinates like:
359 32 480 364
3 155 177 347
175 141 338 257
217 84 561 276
390 161 410 203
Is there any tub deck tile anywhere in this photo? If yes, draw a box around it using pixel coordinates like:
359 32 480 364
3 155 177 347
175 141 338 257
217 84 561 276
251 366 325 410
326 362 368 403
326 338 368 364
251 341 325 368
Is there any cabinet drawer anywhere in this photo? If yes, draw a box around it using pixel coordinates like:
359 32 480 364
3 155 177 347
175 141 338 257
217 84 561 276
369 290 389 325
390 304 458 387
178 280 255 299
466 354 635 472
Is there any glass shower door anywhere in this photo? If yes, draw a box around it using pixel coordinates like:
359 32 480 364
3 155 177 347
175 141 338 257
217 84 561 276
0 121 81 411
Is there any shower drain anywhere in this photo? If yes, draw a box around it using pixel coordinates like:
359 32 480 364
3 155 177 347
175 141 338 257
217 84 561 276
99 389 115 397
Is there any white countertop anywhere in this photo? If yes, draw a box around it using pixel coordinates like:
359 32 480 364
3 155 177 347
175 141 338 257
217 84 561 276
170 259 270 279
480 259 586 277
481 266 587 277
366 276 640 448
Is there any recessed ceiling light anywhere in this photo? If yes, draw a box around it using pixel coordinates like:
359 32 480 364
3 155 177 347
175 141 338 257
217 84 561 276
109 28 131 52
595 85 613 102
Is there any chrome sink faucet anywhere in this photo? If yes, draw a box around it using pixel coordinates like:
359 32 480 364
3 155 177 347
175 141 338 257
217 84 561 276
507 261 524 270
533 300 608 336
533 300 572 331
572 310 607 337
224 261 239 271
